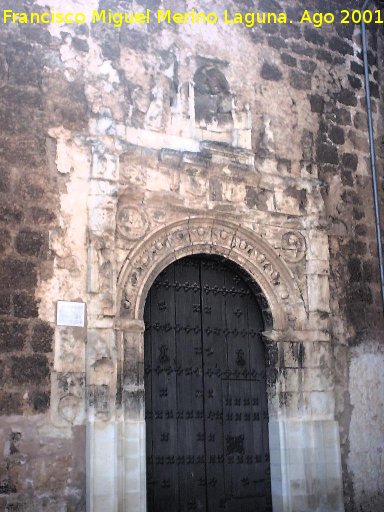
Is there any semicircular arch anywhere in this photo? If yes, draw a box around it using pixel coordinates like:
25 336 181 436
117 217 307 332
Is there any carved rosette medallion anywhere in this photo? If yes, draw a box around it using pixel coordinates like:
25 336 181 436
281 231 306 263
117 206 149 240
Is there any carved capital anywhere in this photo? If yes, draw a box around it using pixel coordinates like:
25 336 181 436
115 319 145 333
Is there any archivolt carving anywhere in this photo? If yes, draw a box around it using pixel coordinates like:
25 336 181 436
117 217 307 331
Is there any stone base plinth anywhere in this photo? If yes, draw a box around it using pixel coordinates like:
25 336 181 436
270 419 344 512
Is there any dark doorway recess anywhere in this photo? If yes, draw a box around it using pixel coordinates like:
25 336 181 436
144 255 272 512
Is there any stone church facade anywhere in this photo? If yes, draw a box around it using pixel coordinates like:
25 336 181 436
0 0 383 511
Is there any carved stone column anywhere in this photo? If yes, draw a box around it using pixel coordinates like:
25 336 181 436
264 330 344 512
116 319 146 512
86 328 118 512
86 141 120 511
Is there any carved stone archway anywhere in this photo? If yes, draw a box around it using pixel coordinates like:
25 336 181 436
111 217 311 511
88 217 344 512
116 217 307 331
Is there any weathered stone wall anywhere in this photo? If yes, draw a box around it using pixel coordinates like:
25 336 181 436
317 18 384 512
0 0 383 510
0 9 88 509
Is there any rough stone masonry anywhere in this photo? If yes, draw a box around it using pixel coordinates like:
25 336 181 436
0 0 383 511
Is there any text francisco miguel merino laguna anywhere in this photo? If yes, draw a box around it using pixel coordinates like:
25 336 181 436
3 8 297 27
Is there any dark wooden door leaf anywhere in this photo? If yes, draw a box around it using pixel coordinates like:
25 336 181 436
144 256 272 512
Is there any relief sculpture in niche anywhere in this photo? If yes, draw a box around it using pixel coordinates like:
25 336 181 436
87 331 115 421
88 230 114 314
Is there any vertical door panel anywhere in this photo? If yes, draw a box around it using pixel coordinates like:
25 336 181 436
174 259 206 512
201 259 227 511
144 256 271 512
145 264 178 512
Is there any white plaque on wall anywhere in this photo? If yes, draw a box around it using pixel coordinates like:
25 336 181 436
57 301 86 327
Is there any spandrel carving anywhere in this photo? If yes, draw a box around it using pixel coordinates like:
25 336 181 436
117 205 149 241
281 231 306 263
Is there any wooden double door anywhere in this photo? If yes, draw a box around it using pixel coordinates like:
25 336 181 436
144 256 272 512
